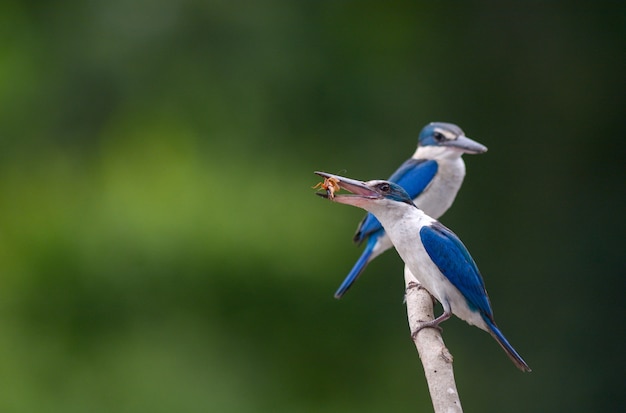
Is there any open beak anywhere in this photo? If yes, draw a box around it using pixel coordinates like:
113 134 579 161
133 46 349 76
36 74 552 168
442 135 488 154
313 172 380 202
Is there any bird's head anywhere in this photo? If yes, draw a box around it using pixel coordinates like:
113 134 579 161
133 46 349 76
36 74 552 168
314 172 415 213
417 122 487 156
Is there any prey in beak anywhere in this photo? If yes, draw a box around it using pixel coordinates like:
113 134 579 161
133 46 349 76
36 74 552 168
313 172 380 203
313 171 415 208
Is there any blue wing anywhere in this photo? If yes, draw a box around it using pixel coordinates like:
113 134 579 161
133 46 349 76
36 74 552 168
419 222 493 316
388 158 438 200
353 159 438 243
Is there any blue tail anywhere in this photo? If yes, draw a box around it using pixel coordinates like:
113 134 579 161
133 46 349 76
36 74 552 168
334 236 379 299
483 316 531 372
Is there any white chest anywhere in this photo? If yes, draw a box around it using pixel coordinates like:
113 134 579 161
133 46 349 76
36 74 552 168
416 157 466 219
374 206 487 330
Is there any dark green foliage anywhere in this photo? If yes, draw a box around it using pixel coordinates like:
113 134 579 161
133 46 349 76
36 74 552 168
0 1 624 412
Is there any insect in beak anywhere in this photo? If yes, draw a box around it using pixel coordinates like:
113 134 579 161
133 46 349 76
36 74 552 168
312 176 341 199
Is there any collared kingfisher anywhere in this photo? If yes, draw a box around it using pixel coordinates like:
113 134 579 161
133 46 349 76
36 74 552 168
315 172 531 372
335 122 487 299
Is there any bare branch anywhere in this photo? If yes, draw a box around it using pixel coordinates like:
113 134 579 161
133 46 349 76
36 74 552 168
404 266 463 413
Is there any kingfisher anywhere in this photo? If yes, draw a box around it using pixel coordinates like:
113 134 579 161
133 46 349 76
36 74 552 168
315 172 531 372
335 122 487 299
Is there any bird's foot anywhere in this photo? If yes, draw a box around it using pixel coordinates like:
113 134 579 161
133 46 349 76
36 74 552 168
410 310 451 339
410 320 443 340
406 281 421 290
403 282 427 304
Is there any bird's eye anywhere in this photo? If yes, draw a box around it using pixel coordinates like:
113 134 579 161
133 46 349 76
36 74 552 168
379 183 391 192
433 132 446 142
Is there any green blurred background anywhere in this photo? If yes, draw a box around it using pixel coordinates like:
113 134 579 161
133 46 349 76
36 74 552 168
1 1 624 412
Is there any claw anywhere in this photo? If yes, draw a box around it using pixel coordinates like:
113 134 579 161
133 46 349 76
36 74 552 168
410 310 451 339
411 320 444 339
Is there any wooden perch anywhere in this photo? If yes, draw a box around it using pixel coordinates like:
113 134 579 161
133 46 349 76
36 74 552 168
404 266 463 413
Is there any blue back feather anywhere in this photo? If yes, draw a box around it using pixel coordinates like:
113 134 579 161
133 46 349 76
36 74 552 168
354 158 438 244
419 222 493 317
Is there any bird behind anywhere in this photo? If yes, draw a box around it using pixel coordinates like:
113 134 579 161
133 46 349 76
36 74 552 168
335 122 487 299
